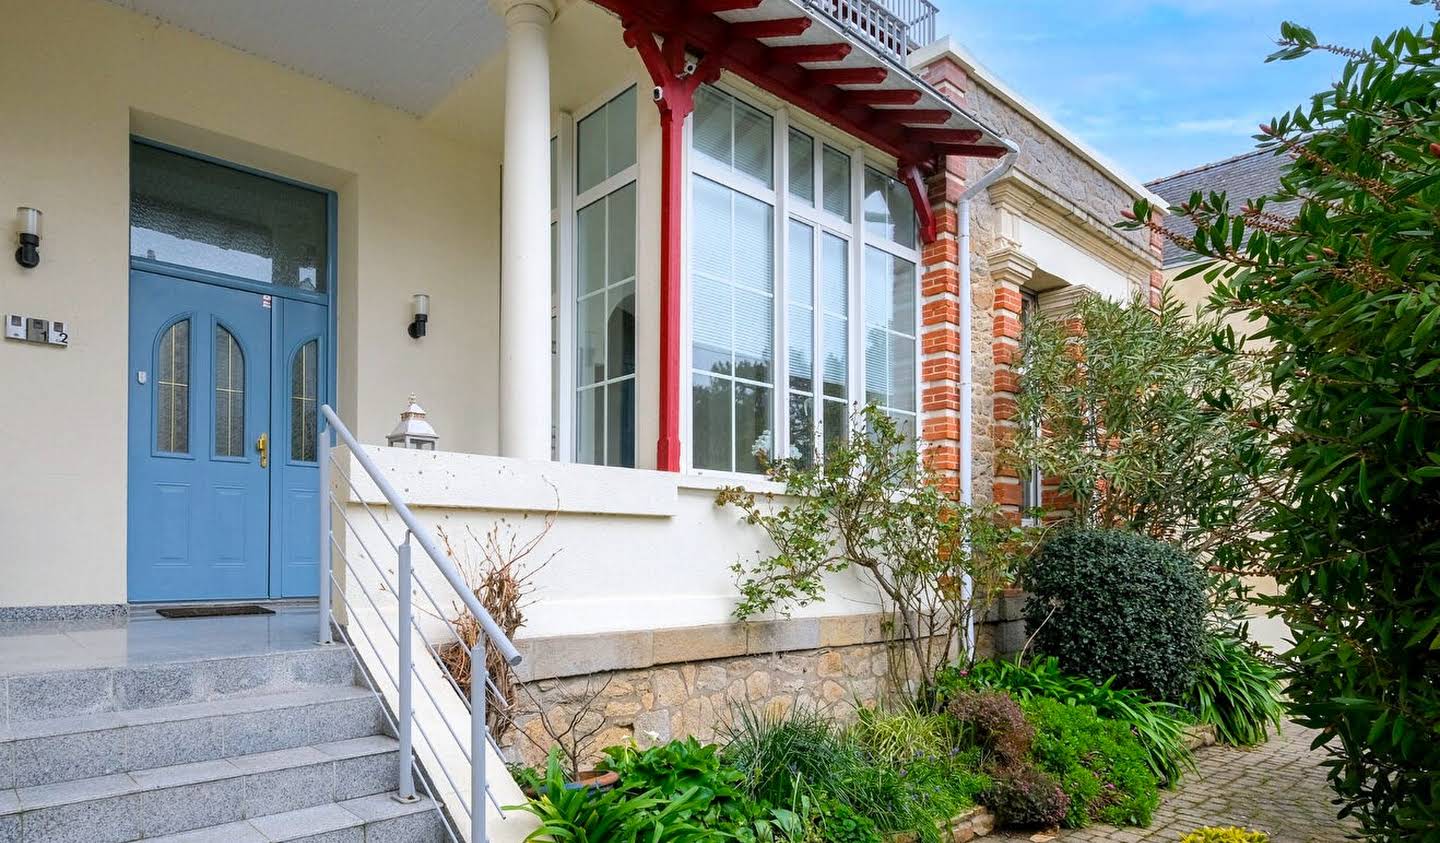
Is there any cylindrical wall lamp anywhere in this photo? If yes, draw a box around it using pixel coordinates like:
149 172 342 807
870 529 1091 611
15 207 42 269
408 293 430 338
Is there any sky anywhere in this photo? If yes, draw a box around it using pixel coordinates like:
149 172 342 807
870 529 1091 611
932 1 1437 184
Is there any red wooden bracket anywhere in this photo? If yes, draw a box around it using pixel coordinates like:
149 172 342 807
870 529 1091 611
910 128 983 144
846 89 923 106
768 43 851 64
809 67 889 86
899 162 937 245
729 17 812 39
881 109 954 125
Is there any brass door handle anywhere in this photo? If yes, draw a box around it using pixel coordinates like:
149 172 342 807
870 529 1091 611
257 432 269 468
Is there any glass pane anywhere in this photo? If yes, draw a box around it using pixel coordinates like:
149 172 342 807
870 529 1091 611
607 282 636 378
789 392 814 466
214 326 245 458
822 146 851 221
550 137 558 212
823 398 849 460
788 129 814 204
291 340 319 461
732 193 773 292
823 314 848 399
888 410 917 443
131 143 328 290
607 184 636 284
865 326 888 406
890 257 916 333
577 291 605 386
607 87 638 178
787 221 814 393
156 319 190 454
693 87 732 171
692 374 733 471
821 233 848 316
576 107 607 194
605 379 636 468
864 168 919 249
864 246 888 326
577 198 606 296
692 177 732 283
733 99 774 187
733 290 773 384
692 276 731 376
575 386 603 465
889 332 916 412
735 382 773 473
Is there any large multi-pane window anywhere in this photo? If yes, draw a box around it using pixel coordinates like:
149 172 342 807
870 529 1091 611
550 87 639 467
689 86 920 473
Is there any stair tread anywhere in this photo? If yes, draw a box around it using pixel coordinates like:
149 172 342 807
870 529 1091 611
143 793 441 842
5 735 399 813
2 685 375 741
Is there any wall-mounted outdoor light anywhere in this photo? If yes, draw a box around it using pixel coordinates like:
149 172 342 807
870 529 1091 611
15 207 42 269
408 293 429 338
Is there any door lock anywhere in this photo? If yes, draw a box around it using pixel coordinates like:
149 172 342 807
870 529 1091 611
257 432 269 468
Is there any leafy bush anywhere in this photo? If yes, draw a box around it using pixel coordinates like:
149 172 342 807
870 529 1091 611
938 657 1192 785
945 690 1034 766
1186 637 1284 747
811 795 882 843
517 752 712 842
1120 11 1440 835
1009 288 1266 565
720 703 987 842
1024 528 1208 702
1179 828 1271 843
719 407 1028 705
1023 697 1159 828
981 764 1070 829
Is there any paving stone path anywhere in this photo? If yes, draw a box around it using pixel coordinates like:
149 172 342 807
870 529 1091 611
993 724 1358 843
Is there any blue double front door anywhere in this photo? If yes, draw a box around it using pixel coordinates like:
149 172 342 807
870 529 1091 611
127 270 327 602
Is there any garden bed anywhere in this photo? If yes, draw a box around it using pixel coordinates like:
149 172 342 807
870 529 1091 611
888 807 995 842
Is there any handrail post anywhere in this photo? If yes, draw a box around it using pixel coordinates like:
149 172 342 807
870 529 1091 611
470 642 487 843
396 534 418 802
318 418 334 646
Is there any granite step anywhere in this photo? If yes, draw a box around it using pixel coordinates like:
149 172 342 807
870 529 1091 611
142 793 447 842
1 736 403 843
2 646 359 725
0 686 387 789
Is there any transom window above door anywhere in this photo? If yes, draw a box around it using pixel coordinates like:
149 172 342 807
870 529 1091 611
130 141 331 292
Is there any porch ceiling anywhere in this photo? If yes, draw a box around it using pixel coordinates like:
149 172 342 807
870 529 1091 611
104 0 507 115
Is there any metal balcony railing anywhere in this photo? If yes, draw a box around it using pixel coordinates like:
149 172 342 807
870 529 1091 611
805 0 939 63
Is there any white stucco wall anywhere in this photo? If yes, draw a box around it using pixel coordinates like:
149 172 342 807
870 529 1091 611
0 0 662 609
341 446 881 640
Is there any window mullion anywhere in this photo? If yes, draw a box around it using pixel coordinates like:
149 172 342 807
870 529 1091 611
849 145 865 427
774 107 789 464
557 112 577 463
812 220 824 459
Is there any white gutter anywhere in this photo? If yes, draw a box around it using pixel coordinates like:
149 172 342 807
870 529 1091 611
959 143 1018 657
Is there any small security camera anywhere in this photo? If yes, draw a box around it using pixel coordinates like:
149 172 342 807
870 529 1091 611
652 86 665 102
682 59 698 77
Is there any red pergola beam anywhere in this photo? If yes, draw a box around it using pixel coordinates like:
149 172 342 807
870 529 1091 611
767 43 852 64
878 109 954 125
809 67 889 86
845 88 923 105
691 0 761 11
910 128 983 144
934 143 1011 158
729 16 812 39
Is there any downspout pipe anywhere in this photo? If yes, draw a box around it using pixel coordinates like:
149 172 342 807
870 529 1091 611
957 143 1018 658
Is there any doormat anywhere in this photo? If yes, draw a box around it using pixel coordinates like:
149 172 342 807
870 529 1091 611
155 605 276 619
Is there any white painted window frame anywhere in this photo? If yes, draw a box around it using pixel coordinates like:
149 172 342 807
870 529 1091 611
682 81 921 477
551 83 639 466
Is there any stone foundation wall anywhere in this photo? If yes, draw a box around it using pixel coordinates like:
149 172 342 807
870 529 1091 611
500 639 909 768
498 605 1031 768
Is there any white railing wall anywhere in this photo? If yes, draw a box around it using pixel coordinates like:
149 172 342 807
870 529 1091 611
318 405 524 843
804 0 938 63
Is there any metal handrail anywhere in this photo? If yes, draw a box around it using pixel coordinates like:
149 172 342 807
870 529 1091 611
317 403 521 843
803 0 938 62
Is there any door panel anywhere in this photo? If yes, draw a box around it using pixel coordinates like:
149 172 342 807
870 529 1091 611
128 271 272 602
271 298 327 598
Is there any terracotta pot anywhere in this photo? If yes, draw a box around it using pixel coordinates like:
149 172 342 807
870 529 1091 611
531 769 620 797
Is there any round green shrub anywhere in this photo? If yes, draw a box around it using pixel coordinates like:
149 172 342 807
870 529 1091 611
1023 528 1207 702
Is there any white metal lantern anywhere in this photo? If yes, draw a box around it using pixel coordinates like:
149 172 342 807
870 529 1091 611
387 394 439 450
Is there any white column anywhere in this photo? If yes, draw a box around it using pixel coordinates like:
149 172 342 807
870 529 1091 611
495 0 555 460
